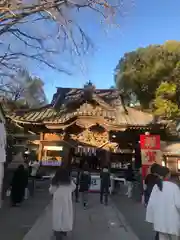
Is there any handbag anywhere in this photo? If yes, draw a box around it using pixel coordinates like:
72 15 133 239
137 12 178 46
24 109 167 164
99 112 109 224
6 188 11 197
24 188 29 200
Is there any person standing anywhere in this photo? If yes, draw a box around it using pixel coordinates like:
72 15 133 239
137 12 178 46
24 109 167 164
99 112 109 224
100 166 111 205
146 167 180 240
75 166 81 202
10 164 28 206
0 121 6 208
79 164 91 208
49 168 76 240
29 158 40 196
144 163 161 206
125 164 134 198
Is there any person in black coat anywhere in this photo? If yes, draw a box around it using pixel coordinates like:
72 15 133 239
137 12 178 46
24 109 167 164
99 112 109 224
125 164 134 198
100 166 111 205
144 163 161 206
79 164 91 208
11 164 28 206
75 167 81 202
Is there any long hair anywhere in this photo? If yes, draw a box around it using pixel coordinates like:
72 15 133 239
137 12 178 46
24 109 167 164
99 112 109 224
150 163 161 175
51 167 71 186
156 166 170 191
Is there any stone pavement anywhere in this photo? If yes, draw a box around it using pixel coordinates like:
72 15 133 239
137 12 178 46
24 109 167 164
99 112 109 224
23 194 139 240
0 180 51 240
112 194 154 240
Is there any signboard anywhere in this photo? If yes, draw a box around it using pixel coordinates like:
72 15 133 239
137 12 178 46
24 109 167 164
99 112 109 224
111 162 129 169
75 146 96 156
41 160 62 166
140 135 160 150
89 175 101 192
140 135 161 165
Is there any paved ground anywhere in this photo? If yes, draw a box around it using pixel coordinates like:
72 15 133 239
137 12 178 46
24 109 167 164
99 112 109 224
112 193 155 240
0 180 51 240
23 194 140 240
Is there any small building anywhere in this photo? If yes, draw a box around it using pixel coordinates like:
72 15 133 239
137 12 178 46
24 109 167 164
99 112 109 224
161 141 180 174
7 84 166 172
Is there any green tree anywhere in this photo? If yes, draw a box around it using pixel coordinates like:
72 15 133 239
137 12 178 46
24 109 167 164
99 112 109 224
0 69 48 108
153 82 180 119
115 41 180 108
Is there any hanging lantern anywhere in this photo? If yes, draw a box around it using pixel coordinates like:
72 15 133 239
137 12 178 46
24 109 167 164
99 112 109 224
162 160 166 167
177 159 180 171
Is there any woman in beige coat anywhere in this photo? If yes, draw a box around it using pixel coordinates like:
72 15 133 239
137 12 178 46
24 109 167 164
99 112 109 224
49 168 76 240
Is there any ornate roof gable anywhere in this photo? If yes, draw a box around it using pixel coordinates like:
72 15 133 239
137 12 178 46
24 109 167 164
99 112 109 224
52 86 124 110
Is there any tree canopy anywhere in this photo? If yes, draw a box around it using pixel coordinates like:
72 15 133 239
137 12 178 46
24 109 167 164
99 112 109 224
0 69 47 108
153 82 180 119
115 41 180 113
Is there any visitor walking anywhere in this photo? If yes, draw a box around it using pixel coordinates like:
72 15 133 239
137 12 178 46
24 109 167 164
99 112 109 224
75 167 81 202
79 164 91 208
100 166 110 205
49 167 76 240
146 167 180 240
29 159 40 196
10 164 29 206
144 163 161 206
125 164 134 198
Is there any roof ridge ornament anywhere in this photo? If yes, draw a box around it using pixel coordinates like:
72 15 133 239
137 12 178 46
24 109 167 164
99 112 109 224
83 81 95 101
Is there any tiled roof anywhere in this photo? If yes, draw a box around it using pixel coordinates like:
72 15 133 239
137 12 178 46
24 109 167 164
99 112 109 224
161 141 180 154
7 87 154 127
51 87 121 107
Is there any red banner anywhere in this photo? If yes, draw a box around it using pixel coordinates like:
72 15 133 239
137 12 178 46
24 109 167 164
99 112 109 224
140 135 160 150
140 135 161 179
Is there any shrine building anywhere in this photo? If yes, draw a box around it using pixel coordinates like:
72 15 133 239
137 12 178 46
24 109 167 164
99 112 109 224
7 83 166 172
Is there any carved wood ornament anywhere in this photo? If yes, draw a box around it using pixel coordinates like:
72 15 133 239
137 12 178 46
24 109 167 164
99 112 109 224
70 129 109 148
44 133 65 141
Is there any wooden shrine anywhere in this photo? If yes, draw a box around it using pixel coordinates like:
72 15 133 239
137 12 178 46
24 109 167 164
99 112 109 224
7 83 166 170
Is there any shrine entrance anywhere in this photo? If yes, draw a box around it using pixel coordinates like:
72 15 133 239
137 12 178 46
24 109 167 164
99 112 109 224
71 145 107 171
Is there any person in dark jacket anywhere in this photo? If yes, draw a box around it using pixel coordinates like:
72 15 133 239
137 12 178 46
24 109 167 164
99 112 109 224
144 163 161 206
75 167 81 202
79 164 91 208
100 166 111 205
11 164 28 206
125 164 134 198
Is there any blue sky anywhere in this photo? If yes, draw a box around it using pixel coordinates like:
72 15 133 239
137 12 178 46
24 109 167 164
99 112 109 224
29 0 180 101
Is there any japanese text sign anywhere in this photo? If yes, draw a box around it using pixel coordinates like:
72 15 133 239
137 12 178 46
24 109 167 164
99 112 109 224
140 135 161 166
140 135 160 150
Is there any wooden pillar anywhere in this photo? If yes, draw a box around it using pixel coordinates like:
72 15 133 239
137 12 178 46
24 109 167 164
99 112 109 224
38 132 44 161
106 149 110 167
102 149 110 167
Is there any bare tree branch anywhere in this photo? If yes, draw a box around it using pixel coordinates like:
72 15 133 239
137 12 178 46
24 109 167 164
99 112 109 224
0 0 128 79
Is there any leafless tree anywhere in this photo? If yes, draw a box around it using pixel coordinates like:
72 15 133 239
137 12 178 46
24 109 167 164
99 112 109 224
0 0 131 79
